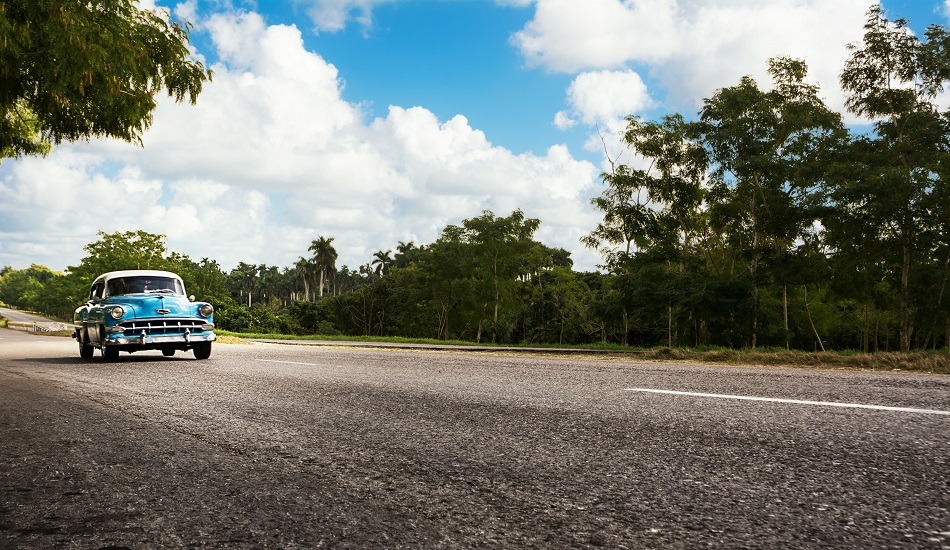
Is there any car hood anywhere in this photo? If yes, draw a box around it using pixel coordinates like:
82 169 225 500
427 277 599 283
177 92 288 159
104 293 198 318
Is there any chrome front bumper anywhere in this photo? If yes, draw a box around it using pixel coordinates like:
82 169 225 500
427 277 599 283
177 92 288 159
103 331 216 346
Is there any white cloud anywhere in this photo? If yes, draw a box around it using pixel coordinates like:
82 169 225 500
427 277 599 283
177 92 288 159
553 110 577 130
293 0 537 32
0 10 603 273
515 0 869 115
566 69 653 126
293 0 400 33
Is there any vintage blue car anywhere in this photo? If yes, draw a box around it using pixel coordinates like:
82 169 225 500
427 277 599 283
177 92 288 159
73 270 216 361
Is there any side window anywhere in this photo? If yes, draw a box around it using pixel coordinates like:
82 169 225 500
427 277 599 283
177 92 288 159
89 282 104 301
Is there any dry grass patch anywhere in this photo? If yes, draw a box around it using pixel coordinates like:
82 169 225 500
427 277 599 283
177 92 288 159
648 348 950 374
216 334 250 344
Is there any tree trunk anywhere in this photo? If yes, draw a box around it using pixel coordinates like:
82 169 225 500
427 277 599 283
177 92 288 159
783 285 789 350
803 285 825 352
874 313 879 353
899 214 912 351
492 257 500 344
318 269 325 298
621 307 629 346
476 303 488 344
750 184 760 349
862 304 868 353
667 303 673 348
493 290 500 344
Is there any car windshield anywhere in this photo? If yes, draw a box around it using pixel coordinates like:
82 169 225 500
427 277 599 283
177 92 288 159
106 276 184 297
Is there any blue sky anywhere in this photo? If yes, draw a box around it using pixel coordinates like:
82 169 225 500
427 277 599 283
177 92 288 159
1 0 948 274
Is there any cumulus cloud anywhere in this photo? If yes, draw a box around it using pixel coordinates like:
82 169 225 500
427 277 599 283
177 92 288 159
0 9 602 272
553 111 577 130
565 69 653 126
514 0 868 115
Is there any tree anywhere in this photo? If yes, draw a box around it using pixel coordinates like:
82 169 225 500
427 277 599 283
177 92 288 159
700 57 844 347
582 164 654 273
308 236 337 298
452 210 541 343
619 113 708 346
69 230 173 282
167 253 231 306
0 0 211 159
371 250 393 277
394 241 421 269
835 6 950 350
230 262 258 307
294 257 312 301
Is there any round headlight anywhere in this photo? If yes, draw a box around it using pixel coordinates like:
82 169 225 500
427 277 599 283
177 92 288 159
109 306 125 319
199 304 214 317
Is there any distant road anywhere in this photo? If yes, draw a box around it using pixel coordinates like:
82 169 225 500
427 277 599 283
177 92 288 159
0 306 59 324
1 329 948 548
0 307 73 333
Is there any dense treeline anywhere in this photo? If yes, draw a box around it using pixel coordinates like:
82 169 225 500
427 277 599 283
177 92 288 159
1 7 948 351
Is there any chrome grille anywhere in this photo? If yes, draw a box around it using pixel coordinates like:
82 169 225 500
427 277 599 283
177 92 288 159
117 318 208 335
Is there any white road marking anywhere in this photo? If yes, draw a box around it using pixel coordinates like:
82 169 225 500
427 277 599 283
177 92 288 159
625 388 950 416
259 359 318 367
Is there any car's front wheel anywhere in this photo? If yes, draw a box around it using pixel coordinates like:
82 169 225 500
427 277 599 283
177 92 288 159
79 341 94 360
193 342 212 360
102 346 119 362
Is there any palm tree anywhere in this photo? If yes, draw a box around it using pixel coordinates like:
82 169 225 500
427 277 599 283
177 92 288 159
234 262 258 307
294 257 311 301
394 240 419 268
308 236 338 298
372 249 394 277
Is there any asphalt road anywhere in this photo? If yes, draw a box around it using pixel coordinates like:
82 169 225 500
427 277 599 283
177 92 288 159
0 307 65 324
1 329 948 549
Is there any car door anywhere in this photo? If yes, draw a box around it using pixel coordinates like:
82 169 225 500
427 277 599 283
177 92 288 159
86 280 106 343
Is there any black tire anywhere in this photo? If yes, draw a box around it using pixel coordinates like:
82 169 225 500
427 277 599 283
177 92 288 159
79 341 94 360
79 327 94 360
193 342 212 360
162 348 175 357
102 346 119 362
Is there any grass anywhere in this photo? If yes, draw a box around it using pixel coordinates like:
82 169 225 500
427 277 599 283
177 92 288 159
218 331 950 374
636 347 950 374
217 330 500 348
216 334 250 344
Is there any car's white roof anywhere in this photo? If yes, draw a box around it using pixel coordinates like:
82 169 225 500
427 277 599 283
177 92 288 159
95 270 183 281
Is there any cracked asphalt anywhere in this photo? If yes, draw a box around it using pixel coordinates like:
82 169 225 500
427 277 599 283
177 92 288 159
1 328 948 548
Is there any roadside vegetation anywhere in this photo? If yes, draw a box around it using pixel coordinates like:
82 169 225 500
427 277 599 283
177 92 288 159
1 7 949 369
216 330 949 374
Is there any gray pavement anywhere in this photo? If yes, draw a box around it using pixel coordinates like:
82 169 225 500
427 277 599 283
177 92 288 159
0 307 60 324
0 307 73 332
1 328 948 548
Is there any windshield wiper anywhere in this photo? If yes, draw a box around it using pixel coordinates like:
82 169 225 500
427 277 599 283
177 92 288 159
145 289 176 294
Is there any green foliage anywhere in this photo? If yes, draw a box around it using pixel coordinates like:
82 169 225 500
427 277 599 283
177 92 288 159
0 263 75 319
833 5 950 350
68 230 175 281
0 0 210 159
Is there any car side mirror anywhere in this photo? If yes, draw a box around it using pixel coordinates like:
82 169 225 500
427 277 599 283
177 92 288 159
189 295 195 302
